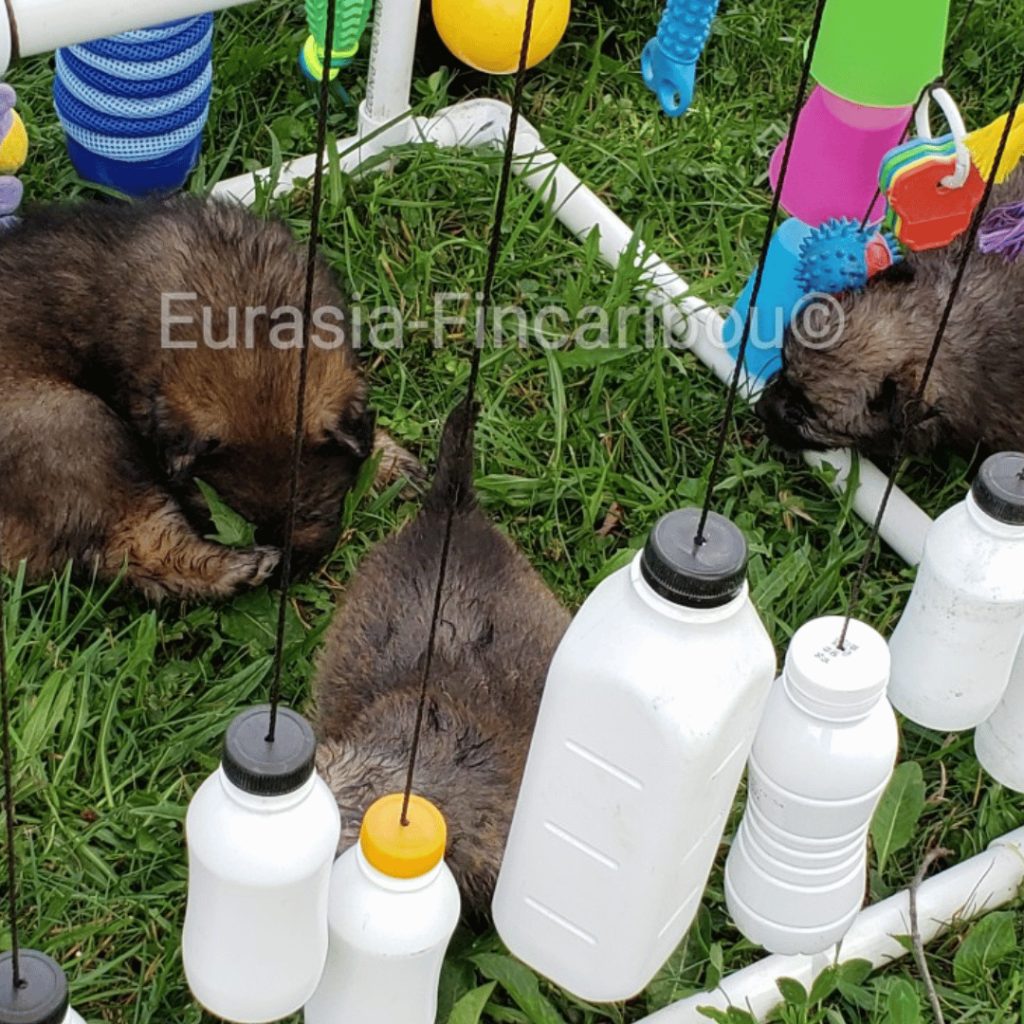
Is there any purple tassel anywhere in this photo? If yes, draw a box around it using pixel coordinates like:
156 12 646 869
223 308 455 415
978 199 1024 262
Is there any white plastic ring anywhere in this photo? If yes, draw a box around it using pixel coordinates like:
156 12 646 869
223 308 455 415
914 86 972 189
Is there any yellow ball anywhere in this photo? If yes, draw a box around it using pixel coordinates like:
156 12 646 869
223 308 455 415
433 0 570 76
0 110 27 176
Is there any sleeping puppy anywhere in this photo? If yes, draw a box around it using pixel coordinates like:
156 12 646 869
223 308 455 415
0 195 419 600
313 401 571 912
755 163 1024 460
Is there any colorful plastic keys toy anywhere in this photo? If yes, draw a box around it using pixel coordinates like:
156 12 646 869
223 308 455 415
300 0 374 82
642 0 722 117
881 88 984 250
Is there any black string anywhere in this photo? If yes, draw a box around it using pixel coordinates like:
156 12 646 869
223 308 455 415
839 58 1024 648
267 0 339 743
400 0 538 826
694 0 831 547
0 532 22 989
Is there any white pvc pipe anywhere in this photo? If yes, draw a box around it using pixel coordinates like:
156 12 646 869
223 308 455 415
636 827 1024 1024
361 0 420 137
5 0 255 59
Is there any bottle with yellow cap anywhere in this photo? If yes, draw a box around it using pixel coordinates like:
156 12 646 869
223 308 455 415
304 792 461 1024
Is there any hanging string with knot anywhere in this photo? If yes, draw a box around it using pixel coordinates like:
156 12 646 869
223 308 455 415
695 0 831 548
267 0 340 743
400 0 539 826
839 58 1024 649
0 529 22 989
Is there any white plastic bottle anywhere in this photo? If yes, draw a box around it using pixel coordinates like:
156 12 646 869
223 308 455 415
304 792 461 1024
182 704 341 1024
887 452 1024 731
0 950 87 1024
492 507 777 1003
975 636 1024 792
724 616 898 955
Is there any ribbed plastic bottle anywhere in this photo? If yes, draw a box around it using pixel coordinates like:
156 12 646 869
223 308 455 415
887 452 1024 731
975 625 1024 792
182 705 341 1024
724 616 898 955
0 951 86 1024
304 793 461 1024
491 507 777 1003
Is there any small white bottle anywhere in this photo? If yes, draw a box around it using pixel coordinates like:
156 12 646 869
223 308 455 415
182 704 341 1024
724 616 898 955
887 452 1024 731
0 950 87 1024
975 636 1024 792
492 507 777 1004
304 792 461 1024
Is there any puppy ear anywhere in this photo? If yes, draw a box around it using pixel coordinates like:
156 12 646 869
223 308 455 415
325 407 376 458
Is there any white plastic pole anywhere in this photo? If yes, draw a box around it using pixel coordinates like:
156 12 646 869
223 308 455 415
636 827 1024 1024
361 0 419 138
6 0 255 58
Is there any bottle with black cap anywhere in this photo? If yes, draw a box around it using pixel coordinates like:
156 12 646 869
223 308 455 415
888 452 1024 731
492 507 776 1004
182 705 341 1023
0 950 86 1024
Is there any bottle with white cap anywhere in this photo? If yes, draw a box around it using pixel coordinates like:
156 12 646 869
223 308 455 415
492 507 777 1004
304 792 461 1024
887 452 1024 730
182 704 341 1024
724 616 899 955
0 951 86 1024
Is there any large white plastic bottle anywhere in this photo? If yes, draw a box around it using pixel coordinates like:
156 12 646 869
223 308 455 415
887 452 1024 731
724 616 899 955
304 792 461 1024
0 950 87 1024
492 507 777 1003
182 704 341 1024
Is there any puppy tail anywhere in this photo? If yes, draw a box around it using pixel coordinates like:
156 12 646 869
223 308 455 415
423 398 479 514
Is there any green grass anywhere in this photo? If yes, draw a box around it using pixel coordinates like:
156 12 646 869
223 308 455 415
4 0 1024 1021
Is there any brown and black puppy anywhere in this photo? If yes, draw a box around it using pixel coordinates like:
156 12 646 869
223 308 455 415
313 402 570 911
0 195 417 600
755 164 1024 460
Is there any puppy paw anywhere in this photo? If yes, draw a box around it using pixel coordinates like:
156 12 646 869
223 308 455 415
372 428 427 497
226 545 281 590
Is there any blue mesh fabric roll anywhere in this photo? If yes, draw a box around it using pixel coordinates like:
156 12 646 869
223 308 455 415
53 13 214 195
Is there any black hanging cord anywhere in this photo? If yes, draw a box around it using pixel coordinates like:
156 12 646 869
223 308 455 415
839 58 1024 648
694 0 831 547
267 0 339 743
400 0 539 826
0 532 22 989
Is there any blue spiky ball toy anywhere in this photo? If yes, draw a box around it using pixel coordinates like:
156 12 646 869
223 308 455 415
796 218 901 295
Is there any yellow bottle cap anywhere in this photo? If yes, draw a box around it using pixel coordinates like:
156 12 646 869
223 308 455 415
360 793 447 878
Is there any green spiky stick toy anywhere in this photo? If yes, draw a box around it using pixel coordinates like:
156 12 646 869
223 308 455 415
299 0 374 81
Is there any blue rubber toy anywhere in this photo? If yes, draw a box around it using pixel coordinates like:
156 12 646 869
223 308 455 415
723 218 901 386
642 0 722 117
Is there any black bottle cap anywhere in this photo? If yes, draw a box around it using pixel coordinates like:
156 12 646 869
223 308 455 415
0 950 70 1024
972 452 1024 525
221 705 317 797
640 508 749 608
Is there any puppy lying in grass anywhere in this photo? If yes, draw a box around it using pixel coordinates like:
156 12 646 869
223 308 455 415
755 164 1024 460
313 401 570 911
0 195 419 599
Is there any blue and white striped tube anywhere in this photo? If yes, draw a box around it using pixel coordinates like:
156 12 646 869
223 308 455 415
53 13 214 196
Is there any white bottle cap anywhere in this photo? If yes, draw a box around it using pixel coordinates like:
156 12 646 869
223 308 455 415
784 616 890 720
0 951 70 1024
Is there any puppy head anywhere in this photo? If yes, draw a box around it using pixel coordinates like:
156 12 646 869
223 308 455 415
754 262 941 458
155 317 374 575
